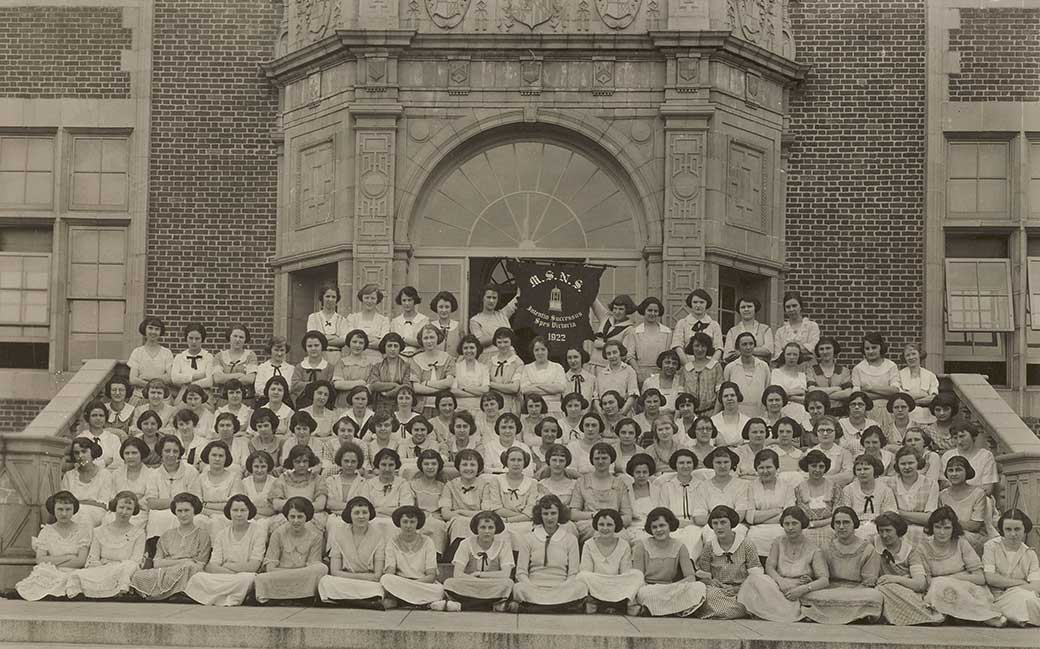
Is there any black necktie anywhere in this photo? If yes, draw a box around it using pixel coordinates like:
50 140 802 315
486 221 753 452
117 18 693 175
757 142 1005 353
272 365 282 377
414 445 421 456
478 551 489 571
544 529 554 567
187 355 201 370
325 320 333 328
681 483 691 519
881 549 894 563
495 361 507 377
572 374 584 395
383 484 392 496
507 488 519 499
404 320 413 326
461 485 475 494
692 321 708 333
722 552 733 563
306 368 318 381
863 494 875 514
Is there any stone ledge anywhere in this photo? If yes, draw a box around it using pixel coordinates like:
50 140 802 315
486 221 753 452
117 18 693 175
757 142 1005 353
0 601 1037 649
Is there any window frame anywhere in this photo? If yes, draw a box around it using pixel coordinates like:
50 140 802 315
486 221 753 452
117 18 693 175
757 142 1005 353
944 257 1015 333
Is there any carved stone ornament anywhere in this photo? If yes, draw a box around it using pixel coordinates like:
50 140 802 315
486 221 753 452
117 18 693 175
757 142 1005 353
298 0 337 44
520 57 542 95
592 59 614 95
448 59 470 95
595 0 641 30
426 0 472 28
676 55 699 92
499 0 562 31
728 0 767 44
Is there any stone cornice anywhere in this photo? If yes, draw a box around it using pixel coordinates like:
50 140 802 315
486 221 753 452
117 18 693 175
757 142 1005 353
261 29 808 86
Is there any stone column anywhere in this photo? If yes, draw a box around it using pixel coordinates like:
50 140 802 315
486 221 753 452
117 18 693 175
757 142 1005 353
0 435 72 589
661 108 713 325
351 107 402 312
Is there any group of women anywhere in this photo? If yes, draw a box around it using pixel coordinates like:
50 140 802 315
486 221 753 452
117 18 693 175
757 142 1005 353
17 284 1039 625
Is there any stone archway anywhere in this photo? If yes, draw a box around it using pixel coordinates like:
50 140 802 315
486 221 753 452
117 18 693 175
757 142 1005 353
409 124 645 251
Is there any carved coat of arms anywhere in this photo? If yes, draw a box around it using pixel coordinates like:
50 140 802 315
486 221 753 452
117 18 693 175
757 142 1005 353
728 0 775 44
426 0 472 28
298 0 336 43
499 0 562 31
595 0 641 30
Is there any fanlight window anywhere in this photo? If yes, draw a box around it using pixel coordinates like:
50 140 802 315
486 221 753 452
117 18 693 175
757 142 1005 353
417 141 638 249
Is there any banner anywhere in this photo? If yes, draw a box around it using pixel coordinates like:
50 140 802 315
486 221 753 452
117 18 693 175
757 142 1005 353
507 260 604 362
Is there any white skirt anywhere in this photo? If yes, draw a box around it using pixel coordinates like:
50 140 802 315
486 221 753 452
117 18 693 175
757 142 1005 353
576 569 644 603
380 574 445 605
444 574 514 602
995 587 1040 626
512 577 588 606
636 581 706 616
448 514 475 542
16 564 75 601
66 560 138 598
421 517 448 554
737 572 802 622
184 572 256 606
674 524 704 560
747 524 784 557
318 575 386 602
73 505 108 529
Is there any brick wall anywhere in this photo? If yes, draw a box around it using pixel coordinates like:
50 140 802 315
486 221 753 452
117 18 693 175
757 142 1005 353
147 1 281 355
0 399 47 434
785 0 927 364
949 8 1040 102
0 7 131 99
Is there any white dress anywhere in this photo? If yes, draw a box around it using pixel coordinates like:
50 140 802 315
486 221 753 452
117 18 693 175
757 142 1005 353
443 535 516 602
576 537 644 602
983 537 1040 626
380 534 445 605
711 412 750 448
66 524 146 598
184 522 267 606
144 462 202 538
520 361 568 415
15 523 93 600
61 469 113 528
108 465 154 528
318 524 388 602
746 479 796 556
199 469 243 533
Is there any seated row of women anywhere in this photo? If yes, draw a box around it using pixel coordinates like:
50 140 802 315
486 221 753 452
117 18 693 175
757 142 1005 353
63 411 1000 584
16 487 1039 627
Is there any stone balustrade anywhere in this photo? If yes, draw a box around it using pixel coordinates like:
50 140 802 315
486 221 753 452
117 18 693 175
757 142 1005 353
0 359 120 590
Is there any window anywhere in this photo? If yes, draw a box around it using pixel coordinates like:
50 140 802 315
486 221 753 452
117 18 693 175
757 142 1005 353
946 141 1009 220
944 259 1013 332
66 227 127 368
943 235 1010 385
0 135 53 209
70 136 129 211
0 227 52 369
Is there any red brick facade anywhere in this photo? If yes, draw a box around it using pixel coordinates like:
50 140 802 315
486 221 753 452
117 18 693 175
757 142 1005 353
0 399 47 434
146 0 281 354
949 8 1040 103
785 0 928 364
0 7 130 99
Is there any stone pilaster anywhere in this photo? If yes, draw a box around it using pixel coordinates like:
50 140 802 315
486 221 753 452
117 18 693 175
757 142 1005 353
351 107 402 312
661 108 713 324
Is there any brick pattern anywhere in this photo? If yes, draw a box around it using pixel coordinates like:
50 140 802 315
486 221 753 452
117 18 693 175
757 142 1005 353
784 1 927 365
147 1 281 355
949 8 1040 103
0 7 131 99
0 399 47 434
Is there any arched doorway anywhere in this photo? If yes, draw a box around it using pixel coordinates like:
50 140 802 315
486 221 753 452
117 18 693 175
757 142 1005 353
407 126 649 339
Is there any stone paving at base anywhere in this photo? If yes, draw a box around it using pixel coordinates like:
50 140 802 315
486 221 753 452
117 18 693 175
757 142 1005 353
0 600 1037 649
